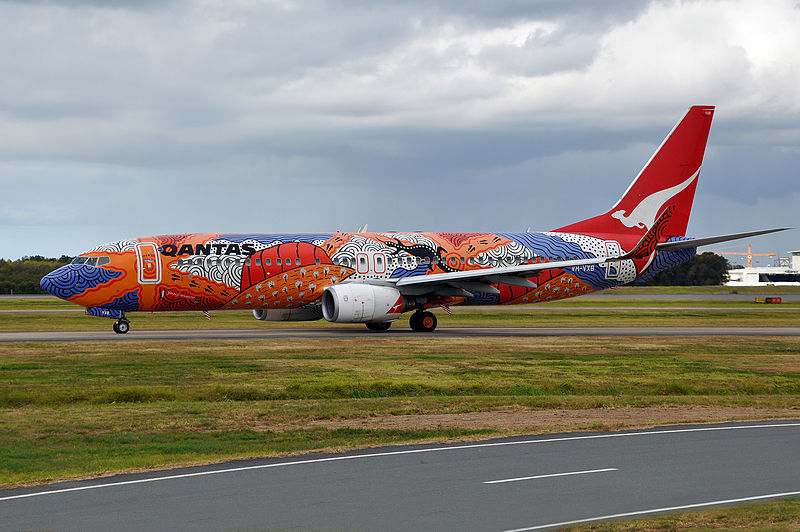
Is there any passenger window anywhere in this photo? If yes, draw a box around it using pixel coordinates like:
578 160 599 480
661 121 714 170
295 258 301 266
245 258 251 266
460 257 465 264
265 258 271 266
315 258 321 265
467 257 475 265
255 258 261 266
285 258 291 266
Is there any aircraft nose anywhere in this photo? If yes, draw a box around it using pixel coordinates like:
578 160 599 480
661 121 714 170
40 265 73 300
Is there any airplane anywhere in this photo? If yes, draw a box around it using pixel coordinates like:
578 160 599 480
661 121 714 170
40 105 788 334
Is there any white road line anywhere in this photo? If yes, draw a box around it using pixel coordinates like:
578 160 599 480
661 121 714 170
502 490 800 531
2 421 799 502
485 468 618 484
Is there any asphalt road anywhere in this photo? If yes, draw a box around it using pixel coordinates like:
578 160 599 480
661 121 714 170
3 326 800 342
2 421 800 531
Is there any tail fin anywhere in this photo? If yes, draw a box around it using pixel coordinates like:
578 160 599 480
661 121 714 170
555 105 715 247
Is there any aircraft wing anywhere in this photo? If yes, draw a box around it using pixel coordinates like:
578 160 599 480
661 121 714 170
393 255 613 297
656 227 791 251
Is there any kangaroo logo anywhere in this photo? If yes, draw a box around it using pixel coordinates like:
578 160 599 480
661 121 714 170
611 170 699 230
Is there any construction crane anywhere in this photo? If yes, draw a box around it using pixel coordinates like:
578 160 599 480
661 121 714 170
710 243 776 267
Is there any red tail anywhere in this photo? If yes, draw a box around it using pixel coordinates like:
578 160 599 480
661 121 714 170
555 106 715 248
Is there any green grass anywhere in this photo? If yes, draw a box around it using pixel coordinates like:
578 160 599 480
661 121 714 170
565 498 800 531
2 336 800 487
0 425 493 486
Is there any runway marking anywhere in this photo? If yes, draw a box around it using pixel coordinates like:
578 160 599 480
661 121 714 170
2 422 799 502
502 490 800 531
484 468 618 484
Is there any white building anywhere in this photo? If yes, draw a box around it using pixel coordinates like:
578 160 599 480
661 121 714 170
726 250 800 286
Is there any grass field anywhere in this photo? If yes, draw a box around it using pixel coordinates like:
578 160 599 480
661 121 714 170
2 336 800 487
2 288 800 528
564 498 800 531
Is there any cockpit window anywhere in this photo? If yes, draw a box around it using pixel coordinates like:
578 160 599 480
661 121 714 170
72 256 110 267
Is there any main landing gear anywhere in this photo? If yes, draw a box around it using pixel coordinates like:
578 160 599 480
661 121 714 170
409 310 437 333
112 319 130 334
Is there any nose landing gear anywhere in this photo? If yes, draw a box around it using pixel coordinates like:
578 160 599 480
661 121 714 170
113 319 130 334
409 310 437 332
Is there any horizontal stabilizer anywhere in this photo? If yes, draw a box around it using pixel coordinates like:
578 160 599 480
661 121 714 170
656 228 791 251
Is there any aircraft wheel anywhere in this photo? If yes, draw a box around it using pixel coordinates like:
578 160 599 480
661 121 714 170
366 321 392 331
410 311 437 332
114 320 130 334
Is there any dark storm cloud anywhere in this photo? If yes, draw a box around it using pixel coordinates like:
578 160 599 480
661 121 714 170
1 0 799 259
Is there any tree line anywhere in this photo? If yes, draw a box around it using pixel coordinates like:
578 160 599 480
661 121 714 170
639 252 731 286
0 256 73 294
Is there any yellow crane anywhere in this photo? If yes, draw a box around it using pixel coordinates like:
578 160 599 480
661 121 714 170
711 243 776 267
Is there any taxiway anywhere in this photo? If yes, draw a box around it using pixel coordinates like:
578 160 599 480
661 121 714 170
2 421 799 531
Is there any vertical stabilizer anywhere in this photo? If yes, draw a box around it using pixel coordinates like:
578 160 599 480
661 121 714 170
555 105 715 247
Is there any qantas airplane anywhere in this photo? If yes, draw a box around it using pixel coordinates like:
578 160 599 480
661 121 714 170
40 106 786 333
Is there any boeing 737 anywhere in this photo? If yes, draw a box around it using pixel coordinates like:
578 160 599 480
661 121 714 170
40 106 787 333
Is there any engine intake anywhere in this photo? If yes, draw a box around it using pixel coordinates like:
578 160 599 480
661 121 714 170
322 284 410 323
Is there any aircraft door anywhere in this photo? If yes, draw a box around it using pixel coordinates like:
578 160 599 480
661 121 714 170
604 241 621 279
136 242 162 284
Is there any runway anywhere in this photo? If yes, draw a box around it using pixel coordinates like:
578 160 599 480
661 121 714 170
2 421 799 531
3 325 800 342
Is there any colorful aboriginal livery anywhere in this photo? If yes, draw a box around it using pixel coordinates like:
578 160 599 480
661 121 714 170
39 106 787 333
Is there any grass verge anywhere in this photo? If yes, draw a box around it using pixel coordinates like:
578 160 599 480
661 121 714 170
1 336 800 487
564 498 800 531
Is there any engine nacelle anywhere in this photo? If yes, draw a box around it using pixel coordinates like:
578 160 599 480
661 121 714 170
252 307 322 322
322 284 409 323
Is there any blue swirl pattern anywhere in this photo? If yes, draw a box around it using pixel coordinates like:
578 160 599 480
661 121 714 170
86 307 126 319
638 237 695 281
390 264 430 279
499 232 615 290
40 265 122 299
100 289 140 311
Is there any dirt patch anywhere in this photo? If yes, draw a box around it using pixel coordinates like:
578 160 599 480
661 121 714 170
307 406 800 433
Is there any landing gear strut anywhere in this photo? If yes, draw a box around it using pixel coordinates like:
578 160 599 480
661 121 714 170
113 319 130 334
409 310 437 332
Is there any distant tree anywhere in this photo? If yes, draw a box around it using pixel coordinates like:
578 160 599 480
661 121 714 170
642 252 731 286
0 256 73 294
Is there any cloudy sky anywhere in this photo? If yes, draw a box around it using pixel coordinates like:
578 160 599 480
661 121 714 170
1 0 798 263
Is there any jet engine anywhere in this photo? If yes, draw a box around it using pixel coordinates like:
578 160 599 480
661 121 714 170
321 284 412 323
252 307 322 322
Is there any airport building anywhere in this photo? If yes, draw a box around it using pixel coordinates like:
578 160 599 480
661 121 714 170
725 250 800 286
